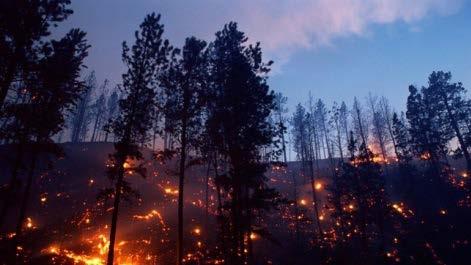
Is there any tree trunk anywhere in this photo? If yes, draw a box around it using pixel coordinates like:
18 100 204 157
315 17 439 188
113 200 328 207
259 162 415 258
443 99 471 173
177 116 187 265
12 144 38 263
0 142 24 229
106 156 125 265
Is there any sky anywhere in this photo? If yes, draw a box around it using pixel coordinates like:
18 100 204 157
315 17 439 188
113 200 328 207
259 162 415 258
57 0 471 113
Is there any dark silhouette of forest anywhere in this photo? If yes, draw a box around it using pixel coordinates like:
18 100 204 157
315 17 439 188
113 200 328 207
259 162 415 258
1 1 471 265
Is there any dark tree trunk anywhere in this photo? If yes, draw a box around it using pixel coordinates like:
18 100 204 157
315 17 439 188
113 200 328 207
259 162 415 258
0 142 24 229
12 144 38 263
106 156 125 265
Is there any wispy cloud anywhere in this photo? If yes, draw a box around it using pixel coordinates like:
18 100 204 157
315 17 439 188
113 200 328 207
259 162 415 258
155 0 462 71
234 0 462 70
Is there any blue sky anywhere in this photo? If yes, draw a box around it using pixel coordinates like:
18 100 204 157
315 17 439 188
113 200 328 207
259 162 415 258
58 0 471 113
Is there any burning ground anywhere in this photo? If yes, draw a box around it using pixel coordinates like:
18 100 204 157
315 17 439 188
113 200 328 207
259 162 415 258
1 143 471 265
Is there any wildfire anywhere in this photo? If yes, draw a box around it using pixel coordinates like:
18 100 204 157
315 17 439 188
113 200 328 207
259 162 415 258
123 161 131 169
392 202 414 218
164 187 179 195
420 152 431 160
26 217 34 229
300 199 307 206
315 182 323 191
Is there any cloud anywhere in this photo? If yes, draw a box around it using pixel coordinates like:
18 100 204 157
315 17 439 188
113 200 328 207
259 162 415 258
226 0 462 69
64 0 464 79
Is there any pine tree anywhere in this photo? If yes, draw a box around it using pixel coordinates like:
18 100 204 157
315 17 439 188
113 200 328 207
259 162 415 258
406 85 451 165
207 22 279 264
91 80 108 142
331 101 344 160
160 36 208 265
2 28 89 262
330 132 390 264
104 13 173 265
352 97 368 146
0 0 74 108
425 71 471 173
103 88 119 142
367 93 388 161
273 92 289 163
70 71 95 143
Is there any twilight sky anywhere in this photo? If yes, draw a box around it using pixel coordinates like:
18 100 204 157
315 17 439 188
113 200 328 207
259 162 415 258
57 0 471 113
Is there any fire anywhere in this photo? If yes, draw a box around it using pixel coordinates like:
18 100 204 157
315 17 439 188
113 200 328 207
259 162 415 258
123 161 131 169
420 152 431 160
164 187 179 195
45 246 104 265
26 217 34 229
299 199 307 206
193 227 201 235
315 182 323 191
249 232 258 240
392 202 414 218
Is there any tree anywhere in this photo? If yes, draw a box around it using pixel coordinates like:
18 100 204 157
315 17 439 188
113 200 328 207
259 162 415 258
273 92 289 163
207 22 279 265
352 97 368 146
367 93 388 161
315 99 332 161
406 85 451 165
379 97 398 159
161 36 208 265
70 71 95 143
292 103 323 238
392 112 412 163
425 71 471 173
104 13 173 265
330 133 390 264
291 104 309 175
0 0 74 109
103 87 119 142
2 28 89 262
91 80 108 142
331 101 344 160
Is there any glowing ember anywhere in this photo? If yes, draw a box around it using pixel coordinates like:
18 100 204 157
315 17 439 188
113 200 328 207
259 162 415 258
26 217 34 229
315 182 323 190
123 161 131 169
164 187 179 195
420 152 431 160
249 232 258 240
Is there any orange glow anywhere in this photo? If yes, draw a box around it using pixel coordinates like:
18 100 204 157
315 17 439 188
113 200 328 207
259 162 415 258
26 217 33 229
315 182 323 190
420 152 431 160
123 161 131 169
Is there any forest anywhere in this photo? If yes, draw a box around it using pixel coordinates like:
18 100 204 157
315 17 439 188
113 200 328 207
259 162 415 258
1 1 471 265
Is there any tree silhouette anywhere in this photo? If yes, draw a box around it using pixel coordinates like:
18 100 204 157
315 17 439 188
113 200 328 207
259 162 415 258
425 71 471 174
104 13 174 265
70 71 95 143
1 28 89 263
206 22 279 264
160 36 208 265
0 0 74 109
